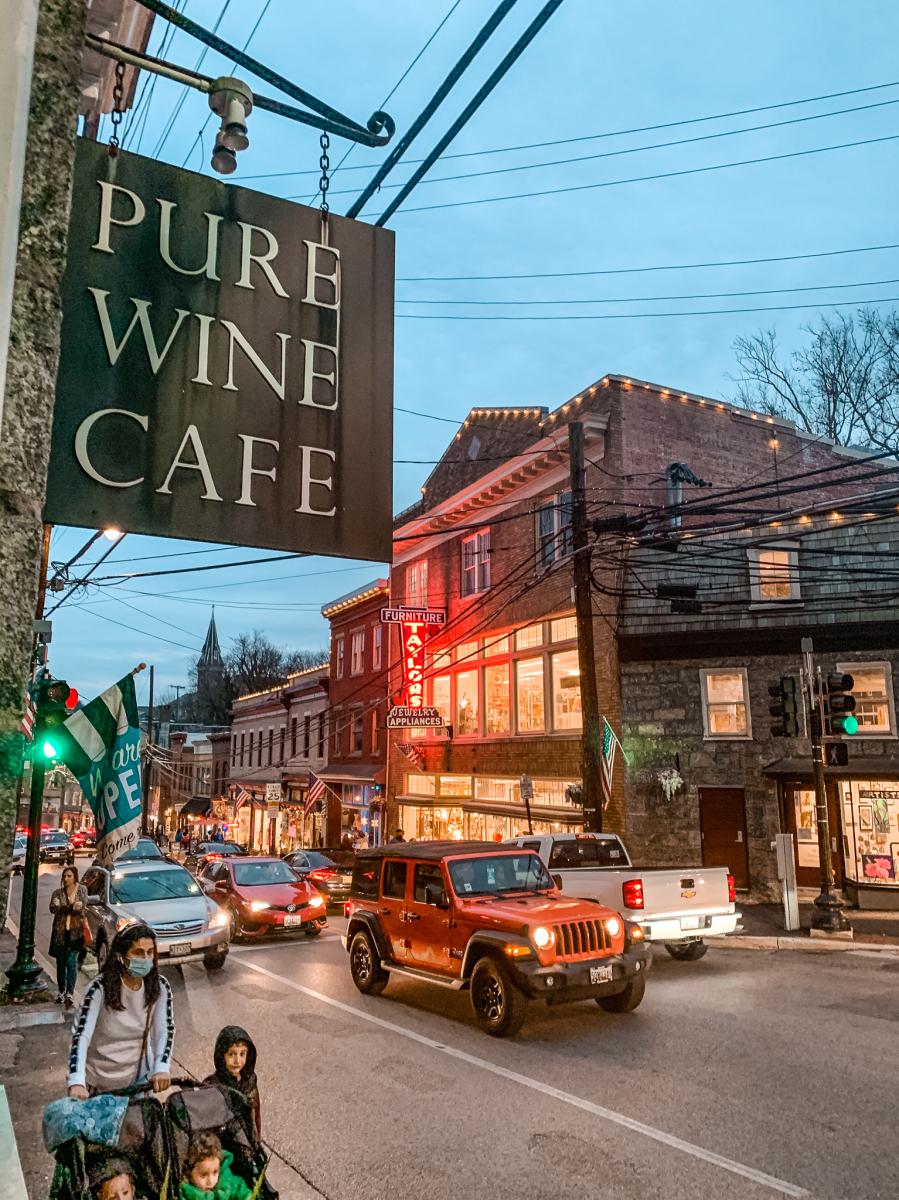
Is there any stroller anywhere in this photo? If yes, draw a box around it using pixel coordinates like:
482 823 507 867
45 1078 277 1200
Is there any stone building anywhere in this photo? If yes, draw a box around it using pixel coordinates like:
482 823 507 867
388 373 873 888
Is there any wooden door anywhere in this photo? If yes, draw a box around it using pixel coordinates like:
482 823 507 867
698 787 750 890
781 783 843 888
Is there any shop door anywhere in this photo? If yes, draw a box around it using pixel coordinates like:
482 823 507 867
698 788 750 890
378 859 412 962
407 863 456 976
783 784 843 888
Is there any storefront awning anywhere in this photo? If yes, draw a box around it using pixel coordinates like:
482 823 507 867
764 756 899 779
319 765 387 785
180 797 211 816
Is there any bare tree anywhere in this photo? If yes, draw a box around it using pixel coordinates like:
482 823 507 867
283 647 329 674
224 631 286 697
731 308 899 452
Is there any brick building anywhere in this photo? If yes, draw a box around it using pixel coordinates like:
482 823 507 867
229 665 329 852
387 373 871 886
321 581 390 847
157 730 230 833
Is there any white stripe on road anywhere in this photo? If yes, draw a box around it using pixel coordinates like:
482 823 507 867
234 955 808 1198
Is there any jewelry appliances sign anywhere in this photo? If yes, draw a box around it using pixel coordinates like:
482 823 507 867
45 140 394 560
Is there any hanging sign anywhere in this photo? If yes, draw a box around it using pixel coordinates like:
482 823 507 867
387 707 444 729
381 608 445 625
45 140 395 560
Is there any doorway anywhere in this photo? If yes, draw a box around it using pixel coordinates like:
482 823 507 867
698 787 750 890
781 782 843 888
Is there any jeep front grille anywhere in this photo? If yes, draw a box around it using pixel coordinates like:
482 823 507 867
553 919 609 960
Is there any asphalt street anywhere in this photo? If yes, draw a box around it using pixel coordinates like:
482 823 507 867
11 863 899 1200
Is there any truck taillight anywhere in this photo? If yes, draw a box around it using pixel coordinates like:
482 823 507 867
343 901 353 919
727 873 736 903
622 879 644 910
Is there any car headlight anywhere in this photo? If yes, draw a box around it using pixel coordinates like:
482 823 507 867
209 910 229 928
248 900 269 913
308 894 325 909
605 916 622 938
533 926 555 949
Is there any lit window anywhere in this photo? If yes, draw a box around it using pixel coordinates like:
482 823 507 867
536 492 573 569
484 634 509 657
455 669 479 736
406 559 429 606
701 670 750 738
438 775 471 798
406 773 436 797
432 675 451 724
457 641 479 663
515 624 544 650
372 624 382 670
551 615 577 642
351 630 365 675
432 648 452 670
484 664 511 734
461 531 490 596
516 658 545 732
837 662 895 735
749 545 800 602
352 713 364 753
335 636 344 679
551 650 582 731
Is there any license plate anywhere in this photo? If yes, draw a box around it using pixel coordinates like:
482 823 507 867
284 914 304 927
680 917 701 930
340 875 352 885
590 963 614 984
169 942 191 957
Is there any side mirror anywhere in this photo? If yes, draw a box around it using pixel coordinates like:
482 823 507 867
552 874 563 891
214 880 230 894
425 886 449 910
86 895 102 906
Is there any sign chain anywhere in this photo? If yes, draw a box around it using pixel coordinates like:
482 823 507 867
318 132 331 213
108 61 126 158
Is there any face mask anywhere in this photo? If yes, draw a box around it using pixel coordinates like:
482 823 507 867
125 957 153 979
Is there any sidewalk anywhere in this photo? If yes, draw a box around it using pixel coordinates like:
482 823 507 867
0 928 72 1199
722 901 899 952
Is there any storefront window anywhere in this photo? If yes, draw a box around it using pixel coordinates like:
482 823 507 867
793 789 819 868
432 675 451 724
551 650 582 731
516 658 545 732
532 779 580 808
842 780 899 885
515 624 543 650
438 775 471 798
457 641 479 663
551 616 576 642
406 773 436 797
484 634 509 657
455 669 479 735
474 777 517 804
484 664 511 734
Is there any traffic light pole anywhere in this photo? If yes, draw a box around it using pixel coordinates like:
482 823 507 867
801 638 850 934
5 753 48 995
568 422 604 832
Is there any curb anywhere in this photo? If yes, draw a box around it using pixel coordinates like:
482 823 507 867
710 935 899 955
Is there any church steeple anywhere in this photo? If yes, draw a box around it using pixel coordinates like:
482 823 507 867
198 607 223 675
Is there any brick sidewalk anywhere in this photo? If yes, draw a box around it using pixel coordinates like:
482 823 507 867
738 902 899 945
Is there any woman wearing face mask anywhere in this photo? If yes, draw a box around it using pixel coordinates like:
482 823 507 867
67 923 174 1100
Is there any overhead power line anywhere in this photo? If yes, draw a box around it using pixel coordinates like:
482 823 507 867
386 130 899 215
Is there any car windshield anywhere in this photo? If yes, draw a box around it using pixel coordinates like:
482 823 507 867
116 840 162 861
233 861 297 887
201 842 242 855
110 868 201 903
448 853 553 897
547 837 628 869
42 833 68 843
14 836 26 849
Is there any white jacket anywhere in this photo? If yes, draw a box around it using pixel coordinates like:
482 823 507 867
67 976 174 1091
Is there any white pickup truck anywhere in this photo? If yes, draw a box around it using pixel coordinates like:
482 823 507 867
506 832 739 960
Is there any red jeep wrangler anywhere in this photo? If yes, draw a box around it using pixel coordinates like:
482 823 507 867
343 841 651 1037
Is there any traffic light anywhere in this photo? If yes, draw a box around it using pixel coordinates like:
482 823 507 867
35 677 75 761
768 676 799 737
822 672 858 736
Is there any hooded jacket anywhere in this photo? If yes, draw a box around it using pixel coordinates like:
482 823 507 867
204 1026 261 1140
179 1150 251 1200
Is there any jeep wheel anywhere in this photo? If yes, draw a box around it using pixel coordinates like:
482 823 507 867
203 949 227 972
470 956 527 1038
349 930 388 995
596 973 646 1013
665 940 708 961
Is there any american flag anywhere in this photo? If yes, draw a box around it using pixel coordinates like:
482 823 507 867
20 690 35 743
396 741 424 770
305 771 326 813
600 719 618 811
234 788 253 809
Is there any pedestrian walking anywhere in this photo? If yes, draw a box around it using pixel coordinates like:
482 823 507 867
389 829 405 843
67 923 174 1100
49 865 89 1007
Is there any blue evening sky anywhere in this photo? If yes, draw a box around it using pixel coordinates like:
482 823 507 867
51 0 899 703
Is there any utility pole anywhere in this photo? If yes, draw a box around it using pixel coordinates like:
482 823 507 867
568 422 603 832
801 637 850 934
141 665 155 835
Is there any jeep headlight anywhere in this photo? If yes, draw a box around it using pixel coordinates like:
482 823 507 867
308 894 325 909
605 916 622 938
248 900 269 913
533 926 555 949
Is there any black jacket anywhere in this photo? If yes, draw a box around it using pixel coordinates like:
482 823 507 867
204 1024 261 1140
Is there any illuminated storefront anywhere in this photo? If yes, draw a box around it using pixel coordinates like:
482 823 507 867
396 773 583 842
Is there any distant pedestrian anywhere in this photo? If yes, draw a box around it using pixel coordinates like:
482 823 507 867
67 923 174 1099
49 865 88 1007
389 829 405 844
204 1025 262 1141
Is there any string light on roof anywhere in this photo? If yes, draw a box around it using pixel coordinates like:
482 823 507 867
799 515 812 524
830 511 843 521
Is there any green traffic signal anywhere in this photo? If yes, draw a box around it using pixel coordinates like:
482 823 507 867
842 714 859 736
40 738 59 760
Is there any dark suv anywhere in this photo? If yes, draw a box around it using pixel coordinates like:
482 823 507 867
343 841 651 1038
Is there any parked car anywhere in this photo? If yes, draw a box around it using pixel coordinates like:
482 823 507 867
185 841 245 875
82 859 229 972
199 856 327 941
70 830 89 851
11 834 27 874
282 850 352 907
343 841 651 1038
505 832 738 961
82 828 97 848
39 830 74 865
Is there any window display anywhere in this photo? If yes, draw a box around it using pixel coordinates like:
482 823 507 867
516 658 545 732
551 650 582 730
793 789 819 867
842 780 899 885
455 669 479 735
485 664 511 733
